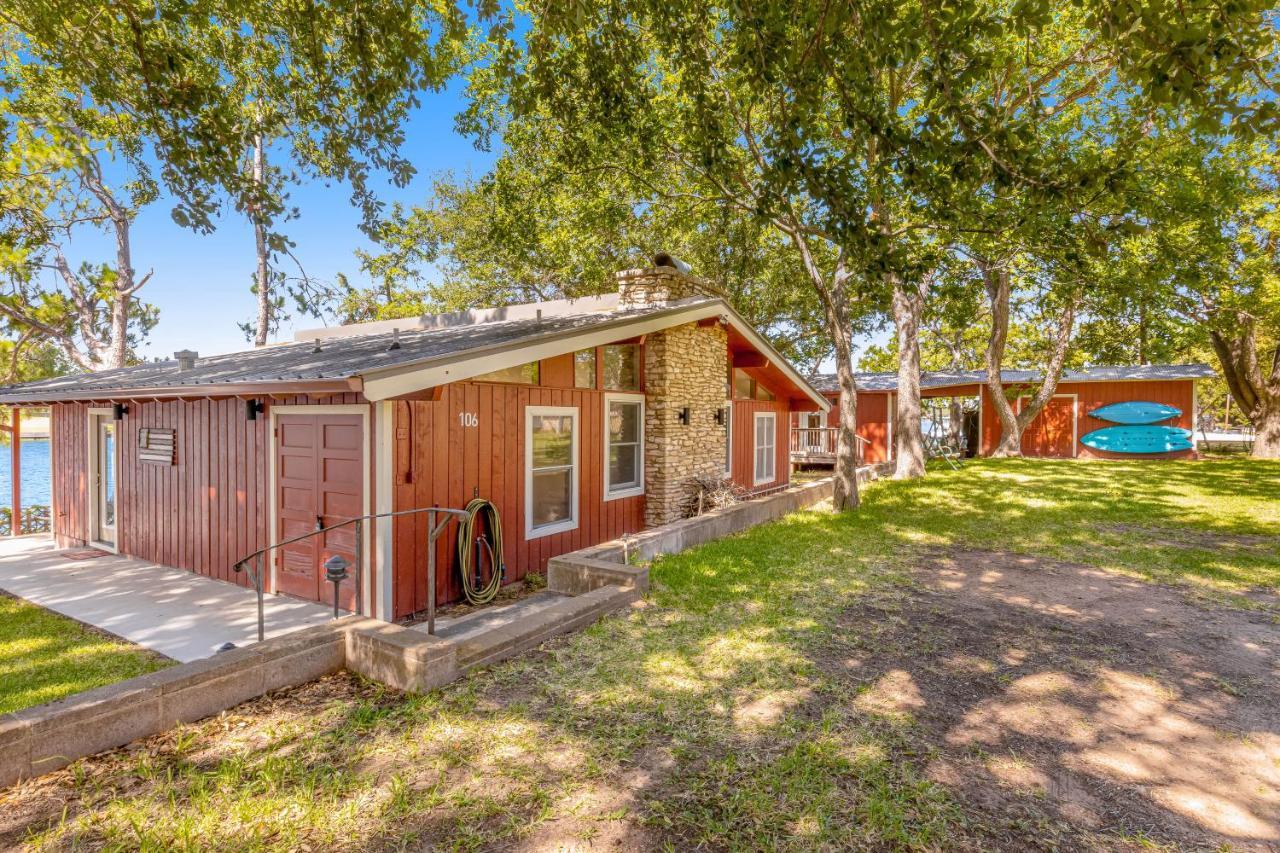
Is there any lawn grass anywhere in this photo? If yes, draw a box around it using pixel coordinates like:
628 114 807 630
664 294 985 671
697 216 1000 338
12 457 1279 851
0 593 171 715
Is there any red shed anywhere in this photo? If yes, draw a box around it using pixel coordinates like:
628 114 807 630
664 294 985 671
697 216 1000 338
791 365 1216 465
0 265 827 620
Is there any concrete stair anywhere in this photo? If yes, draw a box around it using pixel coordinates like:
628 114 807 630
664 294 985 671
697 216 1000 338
445 585 640 669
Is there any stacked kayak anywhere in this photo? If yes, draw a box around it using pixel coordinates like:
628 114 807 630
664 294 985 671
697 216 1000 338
1081 402 1191 454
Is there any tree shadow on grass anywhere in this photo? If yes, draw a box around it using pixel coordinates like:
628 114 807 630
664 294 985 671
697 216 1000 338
811 549 1280 848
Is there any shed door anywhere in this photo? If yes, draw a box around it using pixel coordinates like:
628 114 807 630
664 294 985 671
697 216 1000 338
1020 396 1077 458
275 413 364 609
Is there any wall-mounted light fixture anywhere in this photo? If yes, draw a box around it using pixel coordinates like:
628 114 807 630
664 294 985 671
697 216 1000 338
714 407 726 425
245 399 265 421
677 407 690 425
112 403 128 421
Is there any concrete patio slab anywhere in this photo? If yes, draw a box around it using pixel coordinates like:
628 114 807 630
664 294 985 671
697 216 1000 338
0 537 334 663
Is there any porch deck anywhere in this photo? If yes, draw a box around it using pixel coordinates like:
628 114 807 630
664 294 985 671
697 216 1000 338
0 537 333 663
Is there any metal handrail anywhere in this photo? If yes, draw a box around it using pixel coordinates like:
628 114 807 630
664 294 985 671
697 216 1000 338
233 505 471 643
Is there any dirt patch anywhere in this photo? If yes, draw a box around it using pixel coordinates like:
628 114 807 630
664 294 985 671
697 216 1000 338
825 550 1280 849
1096 522 1280 556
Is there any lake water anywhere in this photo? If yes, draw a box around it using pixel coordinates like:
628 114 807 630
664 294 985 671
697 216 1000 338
0 439 51 507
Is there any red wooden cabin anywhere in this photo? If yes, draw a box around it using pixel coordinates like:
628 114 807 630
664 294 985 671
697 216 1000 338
0 265 828 620
791 365 1216 465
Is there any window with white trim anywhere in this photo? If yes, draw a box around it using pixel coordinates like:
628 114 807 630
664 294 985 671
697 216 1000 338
604 395 644 499
526 407 579 537
753 412 776 485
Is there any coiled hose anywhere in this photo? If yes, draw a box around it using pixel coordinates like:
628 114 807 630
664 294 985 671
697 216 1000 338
456 497 505 605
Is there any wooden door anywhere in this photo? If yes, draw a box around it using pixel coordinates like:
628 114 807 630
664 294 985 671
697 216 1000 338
275 413 364 608
1020 396 1077 458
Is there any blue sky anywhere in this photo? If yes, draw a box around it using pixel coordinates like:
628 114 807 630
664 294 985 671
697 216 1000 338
58 78 866 370
62 79 495 361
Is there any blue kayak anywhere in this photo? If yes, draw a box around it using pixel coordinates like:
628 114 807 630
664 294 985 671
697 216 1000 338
1081 425 1194 454
1089 401 1182 425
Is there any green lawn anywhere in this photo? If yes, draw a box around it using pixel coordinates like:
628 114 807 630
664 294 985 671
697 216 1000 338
10 458 1280 851
0 593 171 715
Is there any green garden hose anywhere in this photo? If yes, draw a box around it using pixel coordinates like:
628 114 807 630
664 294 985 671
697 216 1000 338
457 497 505 604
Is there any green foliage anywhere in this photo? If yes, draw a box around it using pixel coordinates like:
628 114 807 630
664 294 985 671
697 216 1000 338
356 111 834 367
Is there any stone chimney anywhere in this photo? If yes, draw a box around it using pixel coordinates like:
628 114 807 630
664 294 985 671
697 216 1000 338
617 255 732 526
174 350 199 371
616 253 726 310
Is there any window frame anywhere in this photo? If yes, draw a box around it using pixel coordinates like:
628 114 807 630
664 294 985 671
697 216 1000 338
753 411 777 486
723 400 733 476
524 405 580 539
603 392 646 501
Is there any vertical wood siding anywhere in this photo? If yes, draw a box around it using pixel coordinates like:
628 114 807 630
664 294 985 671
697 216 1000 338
391 382 646 619
729 399 791 491
49 394 368 586
980 380 1196 458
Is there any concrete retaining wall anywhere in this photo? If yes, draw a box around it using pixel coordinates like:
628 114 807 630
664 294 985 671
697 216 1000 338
1 619 351 787
558 468 884 566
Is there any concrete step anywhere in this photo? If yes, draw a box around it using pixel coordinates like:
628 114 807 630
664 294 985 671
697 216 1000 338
419 591 570 643
453 584 639 669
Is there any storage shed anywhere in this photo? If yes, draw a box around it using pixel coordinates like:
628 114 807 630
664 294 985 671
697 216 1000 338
0 265 827 620
791 364 1217 464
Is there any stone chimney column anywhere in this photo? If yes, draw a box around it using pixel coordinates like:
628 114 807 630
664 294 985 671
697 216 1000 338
619 259 731 526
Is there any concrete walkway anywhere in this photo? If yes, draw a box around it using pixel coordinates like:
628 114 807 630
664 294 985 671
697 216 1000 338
0 537 334 663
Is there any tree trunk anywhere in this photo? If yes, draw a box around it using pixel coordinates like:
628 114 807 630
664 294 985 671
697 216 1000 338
1208 325 1280 459
980 260 1023 456
106 199 135 369
979 258 1079 456
891 279 926 478
832 352 862 509
948 398 964 447
252 135 271 348
1253 398 1280 458
778 222 861 510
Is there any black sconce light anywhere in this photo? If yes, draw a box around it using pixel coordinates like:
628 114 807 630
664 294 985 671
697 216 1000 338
112 403 128 421
677 407 690 425
245 399 265 421
714 407 726 425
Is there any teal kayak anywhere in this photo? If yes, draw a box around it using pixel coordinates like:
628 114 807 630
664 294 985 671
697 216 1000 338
1089 401 1182 425
1081 425 1194 454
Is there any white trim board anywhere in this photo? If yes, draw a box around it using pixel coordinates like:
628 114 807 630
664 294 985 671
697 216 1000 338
753 411 777 486
361 299 831 413
602 393 645 502
266 404 373 615
525 405 581 541
85 407 119 554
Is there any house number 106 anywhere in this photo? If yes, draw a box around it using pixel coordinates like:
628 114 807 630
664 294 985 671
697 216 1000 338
458 412 479 427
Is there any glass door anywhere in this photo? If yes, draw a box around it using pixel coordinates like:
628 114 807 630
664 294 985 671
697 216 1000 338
94 417 117 547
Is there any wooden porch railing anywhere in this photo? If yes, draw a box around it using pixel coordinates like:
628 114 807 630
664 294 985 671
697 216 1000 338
789 427 865 463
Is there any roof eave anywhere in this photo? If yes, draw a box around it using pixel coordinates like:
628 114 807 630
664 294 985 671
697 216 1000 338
0 377 361 406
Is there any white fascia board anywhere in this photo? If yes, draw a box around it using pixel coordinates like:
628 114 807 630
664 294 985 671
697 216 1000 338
361 302 724 401
719 305 831 412
361 298 832 410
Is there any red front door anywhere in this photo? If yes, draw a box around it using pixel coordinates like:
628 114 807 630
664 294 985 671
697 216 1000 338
276 413 364 608
1020 397 1077 458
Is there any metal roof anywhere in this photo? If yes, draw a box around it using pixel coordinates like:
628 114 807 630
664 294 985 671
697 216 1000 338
0 295 831 411
807 363 1217 394
0 302 706 403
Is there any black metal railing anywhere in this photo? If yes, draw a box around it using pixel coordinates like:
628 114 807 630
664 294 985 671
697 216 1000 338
234 505 471 643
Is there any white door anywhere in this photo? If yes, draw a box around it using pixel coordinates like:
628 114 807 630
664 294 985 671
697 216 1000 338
91 414 117 547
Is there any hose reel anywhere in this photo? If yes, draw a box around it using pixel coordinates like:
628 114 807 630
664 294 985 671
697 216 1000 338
456 497 506 604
